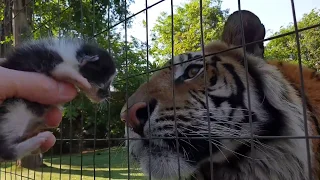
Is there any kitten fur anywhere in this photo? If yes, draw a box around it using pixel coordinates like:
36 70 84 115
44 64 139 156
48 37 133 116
0 37 116 161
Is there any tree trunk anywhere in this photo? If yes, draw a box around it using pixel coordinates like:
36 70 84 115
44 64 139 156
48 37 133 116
0 0 13 57
10 0 41 169
12 0 32 46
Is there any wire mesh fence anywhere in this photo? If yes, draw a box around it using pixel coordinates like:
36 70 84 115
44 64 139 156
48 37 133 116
0 0 320 179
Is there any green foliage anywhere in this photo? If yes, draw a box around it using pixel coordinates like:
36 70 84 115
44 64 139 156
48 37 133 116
31 0 134 39
149 0 228 65
265 8 320 69
0 36 13 45
0 2 4 21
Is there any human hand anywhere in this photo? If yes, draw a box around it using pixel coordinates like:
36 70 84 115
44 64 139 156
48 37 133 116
0 66 77 153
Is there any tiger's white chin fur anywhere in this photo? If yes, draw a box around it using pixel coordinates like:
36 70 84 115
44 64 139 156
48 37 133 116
127 127 311 180
139 150 196 180
127 130 197 180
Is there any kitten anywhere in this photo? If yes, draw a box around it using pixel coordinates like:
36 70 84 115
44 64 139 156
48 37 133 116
0 37 116 161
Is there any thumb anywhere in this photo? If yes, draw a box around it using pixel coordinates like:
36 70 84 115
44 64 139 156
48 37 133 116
0 67 77 105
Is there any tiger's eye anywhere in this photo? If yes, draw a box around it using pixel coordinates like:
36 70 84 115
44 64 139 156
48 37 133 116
188 68 200 78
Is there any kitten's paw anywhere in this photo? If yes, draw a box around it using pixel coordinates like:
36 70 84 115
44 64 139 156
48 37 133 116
35 131 52 143
14 131 52 159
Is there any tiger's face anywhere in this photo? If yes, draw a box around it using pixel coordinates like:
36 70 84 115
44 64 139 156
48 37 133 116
120 41 306 179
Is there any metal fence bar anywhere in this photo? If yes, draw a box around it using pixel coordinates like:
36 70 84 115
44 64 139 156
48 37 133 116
3 1 10 179
236 0 258 179
290 0 313 179
57 0 63 179
199 0 214 179
92 1 97 179
124 0 131 179
107 1 112 179
169 0 182 179
79 1 85 179
30 0 36 178
145 1 152 180
51 135 320 140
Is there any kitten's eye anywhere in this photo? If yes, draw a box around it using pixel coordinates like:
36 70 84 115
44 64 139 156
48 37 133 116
188 67 201 78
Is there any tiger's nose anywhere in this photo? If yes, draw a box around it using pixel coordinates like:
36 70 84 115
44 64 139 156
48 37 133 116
120 102 147 132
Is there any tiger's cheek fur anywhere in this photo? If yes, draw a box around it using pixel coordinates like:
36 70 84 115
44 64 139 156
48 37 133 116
133 69 185 106
268 60 320 177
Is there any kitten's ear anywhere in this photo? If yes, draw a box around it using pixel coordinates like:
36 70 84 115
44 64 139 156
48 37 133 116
79 55 99 67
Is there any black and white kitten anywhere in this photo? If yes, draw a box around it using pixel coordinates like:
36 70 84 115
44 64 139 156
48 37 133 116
0 37 116 161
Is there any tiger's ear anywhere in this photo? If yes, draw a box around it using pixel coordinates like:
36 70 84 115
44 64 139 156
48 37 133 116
221 10 266 59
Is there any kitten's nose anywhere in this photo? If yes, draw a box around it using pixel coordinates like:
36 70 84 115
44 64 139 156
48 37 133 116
120 102 147 132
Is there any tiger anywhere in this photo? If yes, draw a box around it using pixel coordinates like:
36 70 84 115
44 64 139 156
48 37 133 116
120 39 320 180
120 10 320 180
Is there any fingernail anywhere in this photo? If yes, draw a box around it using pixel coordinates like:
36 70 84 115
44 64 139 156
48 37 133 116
58 82 77 100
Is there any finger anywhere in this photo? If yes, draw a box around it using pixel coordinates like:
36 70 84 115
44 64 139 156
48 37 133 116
44 107 63 128
40 133 56 153
0 67 77 105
